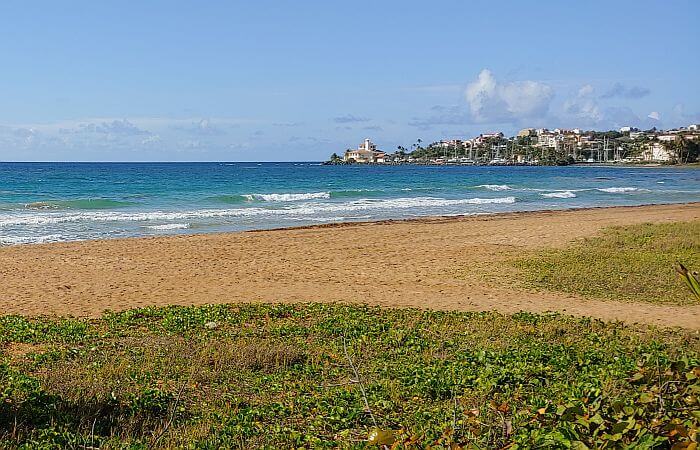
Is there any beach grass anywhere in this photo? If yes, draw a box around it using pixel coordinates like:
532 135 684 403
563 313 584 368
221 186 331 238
1 303 698 448
511 220 700 305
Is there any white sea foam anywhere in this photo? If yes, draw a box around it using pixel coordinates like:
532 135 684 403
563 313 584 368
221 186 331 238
0 196 517 228
0 209 275 227
144 223 190 230
244 192 331 202
0 234 65 245
318 196 517 212
541 191 577 199
476 184 512 191
597 187 645 193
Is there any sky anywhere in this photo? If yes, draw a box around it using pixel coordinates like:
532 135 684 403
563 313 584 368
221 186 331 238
1 0 699 162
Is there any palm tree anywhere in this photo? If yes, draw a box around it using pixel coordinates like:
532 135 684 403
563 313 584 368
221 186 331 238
327 152 344 164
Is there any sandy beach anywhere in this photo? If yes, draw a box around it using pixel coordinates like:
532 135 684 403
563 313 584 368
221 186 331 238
1 203 699 328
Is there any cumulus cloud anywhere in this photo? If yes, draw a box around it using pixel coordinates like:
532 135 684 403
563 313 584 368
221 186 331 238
141 134 162 146
561 85 661 129
464 69 554 123
61 119 151 136
601 82 650 99
333 114 370 123
0 116 270 160
171 118 227 136
563 85 603 125
0 125 39 148
671 104 700 123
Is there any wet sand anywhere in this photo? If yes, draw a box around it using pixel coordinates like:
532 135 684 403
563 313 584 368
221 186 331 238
1 203 699 329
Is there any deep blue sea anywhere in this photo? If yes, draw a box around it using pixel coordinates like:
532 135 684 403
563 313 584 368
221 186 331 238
0 162 698 245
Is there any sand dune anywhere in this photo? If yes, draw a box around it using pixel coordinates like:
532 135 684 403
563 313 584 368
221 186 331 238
1 203 699 329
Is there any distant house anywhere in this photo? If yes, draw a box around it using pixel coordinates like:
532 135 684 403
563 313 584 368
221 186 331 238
344 139 385 163
536 132 563 150
642 142 673 162
473 132 503 146
657 134 677 142
689 124 700 131
437 139 463 148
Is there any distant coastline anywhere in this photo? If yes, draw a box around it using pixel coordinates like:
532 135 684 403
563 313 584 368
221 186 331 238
324 159 700 168
328 126 700 166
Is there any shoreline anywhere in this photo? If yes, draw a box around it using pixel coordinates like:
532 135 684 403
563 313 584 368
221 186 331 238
3 201 700 249
1 202 699 328
250 200 700 233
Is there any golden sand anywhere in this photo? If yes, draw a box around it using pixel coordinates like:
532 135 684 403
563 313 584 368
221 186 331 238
1 203 699 328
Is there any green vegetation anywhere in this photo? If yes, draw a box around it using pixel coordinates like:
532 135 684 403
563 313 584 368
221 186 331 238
511 221 700 305
1 303 698 448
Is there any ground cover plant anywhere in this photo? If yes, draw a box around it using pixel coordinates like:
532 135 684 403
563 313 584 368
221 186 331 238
510 220 700 305
1 303 698 448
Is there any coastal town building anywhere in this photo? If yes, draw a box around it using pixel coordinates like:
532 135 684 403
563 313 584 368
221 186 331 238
473 132 504 146
437 139 464 148
657 134 677 142
332 125 698 165
536 131 563 150
343 139 385 163
642 142 673 162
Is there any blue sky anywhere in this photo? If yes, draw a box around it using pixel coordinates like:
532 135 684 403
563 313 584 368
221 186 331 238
1 0 698 161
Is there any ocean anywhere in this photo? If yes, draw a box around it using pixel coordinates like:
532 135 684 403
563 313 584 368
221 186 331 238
1 162 698 245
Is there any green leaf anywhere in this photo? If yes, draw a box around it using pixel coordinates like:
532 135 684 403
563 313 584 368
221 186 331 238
638 393 655 404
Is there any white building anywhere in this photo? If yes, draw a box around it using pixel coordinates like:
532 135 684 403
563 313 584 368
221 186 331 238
537 132 563 150
473 132 503 146
657 134 677 142
343 139 385 163
642 142 673 162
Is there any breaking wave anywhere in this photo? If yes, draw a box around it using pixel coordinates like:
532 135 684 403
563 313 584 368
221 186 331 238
541 191 577 199
597 187 646 193
243 192 331 202
144 223 190 231
476 184 513 191
23 199 135 210
0 196 517 227
0 234 65 245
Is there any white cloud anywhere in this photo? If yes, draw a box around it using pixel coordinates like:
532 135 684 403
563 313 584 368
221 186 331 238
60 119 151 136
171 118 228 136
464 69 554 123
561 84 663 129
141 134 162 146
563 84 603 125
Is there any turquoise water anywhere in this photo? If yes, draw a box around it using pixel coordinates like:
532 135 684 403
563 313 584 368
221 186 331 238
1 162 698 245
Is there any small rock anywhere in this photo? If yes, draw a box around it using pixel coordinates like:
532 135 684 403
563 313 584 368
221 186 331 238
204 321 218 330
